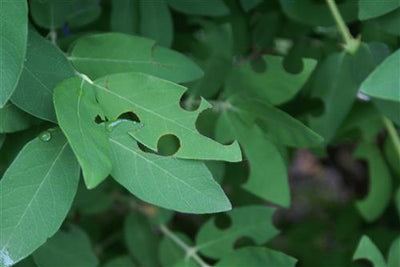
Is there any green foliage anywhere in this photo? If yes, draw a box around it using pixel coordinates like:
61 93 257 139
1 0 399 266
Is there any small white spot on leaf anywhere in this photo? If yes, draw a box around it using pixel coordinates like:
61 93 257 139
0 249 14 267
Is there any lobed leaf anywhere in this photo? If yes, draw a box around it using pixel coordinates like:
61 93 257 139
353 236 387 267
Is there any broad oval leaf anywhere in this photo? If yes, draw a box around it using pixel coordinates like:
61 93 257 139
110 121 232 213
0 0 28 107
94 72 241 162
29 0 101 29
216 111 290 207
195 206 278 259
216 247 297 267
69 33 203 83
358 0 400 20
0 129 80 266
11 29 75 123
33 226 98 267
0 103 36 134
167 0 229 16
353 236 387 267
139 0 173 47
361 49 400 102
54 77 112 189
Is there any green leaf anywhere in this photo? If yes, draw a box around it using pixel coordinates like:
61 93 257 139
94 72 241 162
69 33 203 83
358 0 400 20
396 188 400 219
0 0 28 107
54 77 112 189
139 0 173 47
226 55 317 105
0 135 4 150
159 232 195 266
104 256 136 267
124 213 160 266
354 143 392 222
33 226 98 267
239 0 262 12
372 9 400 36
11 28 75 123
0 129 80 266
279 0 357 26
167 0 229 16
73 182 112 215
109 121 231 213
110 0 139 34
0 103 36 134
195 206 278 259
29 0 101 29
216 111 290 207
388 236 400 267
216 247 297 267
229 96 323 147
353 236 387 267
361 49 400 102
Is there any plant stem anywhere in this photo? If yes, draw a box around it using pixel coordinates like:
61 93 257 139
159 224 210 267
383 117 400 158
326 0 359 53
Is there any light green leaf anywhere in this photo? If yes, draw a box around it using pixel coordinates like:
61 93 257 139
0 129 80 266
359 0 400 20
29 0 101 29
0 103 36 134
124 213 160 266
110 0 139 34
95 72 241 162
11 29 75 123
353 236 387 267
33 226 98 267
54 77 112 189
140 0 173 47
361 49 400 102
354 143 392 222
69 33 203 83
104 256 136 267
0 0 28 107
216 247 297 267
279 0 357 26
239 0 262 12
388 236 400 267
109 121 231 213
195 206 278 259
216 111 290 207
226 55 317 105
167 0 229 16
229 96 323 147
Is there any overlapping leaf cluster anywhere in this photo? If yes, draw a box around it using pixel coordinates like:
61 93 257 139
0 0 399 266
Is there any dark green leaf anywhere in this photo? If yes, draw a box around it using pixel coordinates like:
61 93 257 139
33 226 98 267
167 0 229 16
110 0 139 34
0 104 36 134
358 0 400 20
11 29 75 123
104 256 136 267
239 0 262 12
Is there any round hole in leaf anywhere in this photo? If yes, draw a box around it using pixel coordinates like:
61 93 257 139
283 56 304 74
214 213 232 230
179 91 201 111
118 111 141 123
157 134 180 156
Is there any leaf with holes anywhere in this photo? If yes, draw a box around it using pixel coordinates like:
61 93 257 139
195 206 278 259
226 55 317 105
95 72 241 162
11 28 75 123
216 111 290 207
54 77 112 189
0 0 28 107
353 236 387 267
109 121 232 213
69 33 203 83
0 129 80 266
